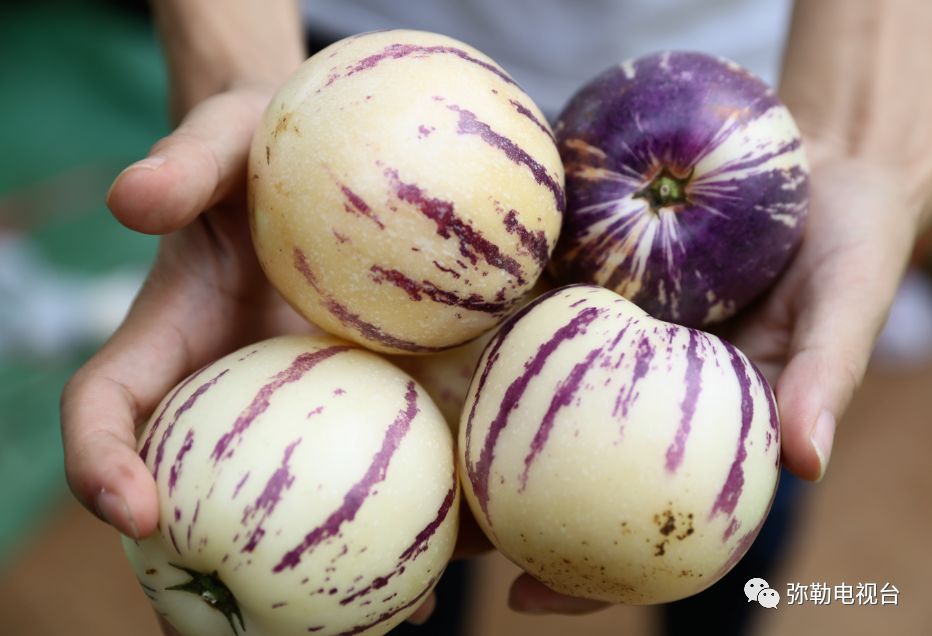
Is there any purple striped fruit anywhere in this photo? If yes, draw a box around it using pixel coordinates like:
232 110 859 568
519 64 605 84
552 52 809 326
389 335 491 431
122 335 458 636
458 285 780 604
390 276 556 428
249 30 564 354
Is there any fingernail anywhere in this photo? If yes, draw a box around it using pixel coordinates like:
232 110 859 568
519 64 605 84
95 489 139 539
128 155 167 171
810 410 836 482
106 155 167 204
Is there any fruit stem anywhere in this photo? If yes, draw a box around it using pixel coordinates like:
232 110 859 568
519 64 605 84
167 563 245 635
634 167 692 211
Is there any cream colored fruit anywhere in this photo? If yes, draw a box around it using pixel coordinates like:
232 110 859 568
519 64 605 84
123 335 459 636
390 276 556 429
459 285 780 604
390 335 491 430
248 30 564 354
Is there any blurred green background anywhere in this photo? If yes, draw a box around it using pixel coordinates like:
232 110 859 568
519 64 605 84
0 0 165 566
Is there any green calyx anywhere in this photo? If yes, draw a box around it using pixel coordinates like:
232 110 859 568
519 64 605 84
167 563 245 636
634 167 692 211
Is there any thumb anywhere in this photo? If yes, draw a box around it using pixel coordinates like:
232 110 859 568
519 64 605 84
508 573 608 615
106 88 270 235
776 165 917 481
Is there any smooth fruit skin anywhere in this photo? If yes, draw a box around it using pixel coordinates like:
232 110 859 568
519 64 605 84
552 51 809 326
123 335 458 636
249 30 564 354
458 285 779 604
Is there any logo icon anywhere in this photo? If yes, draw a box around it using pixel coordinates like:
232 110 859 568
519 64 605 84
745 578 780 609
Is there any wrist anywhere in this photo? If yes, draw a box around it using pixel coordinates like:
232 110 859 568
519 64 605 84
800 133 928 234
151 0 305 119
779 0 932 233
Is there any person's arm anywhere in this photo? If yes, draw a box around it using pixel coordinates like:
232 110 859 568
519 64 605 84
780 0 932 229
151 0 305 120
737 0 932 484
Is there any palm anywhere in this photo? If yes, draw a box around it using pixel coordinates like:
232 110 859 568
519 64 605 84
151 199 308 366
719 156 914 478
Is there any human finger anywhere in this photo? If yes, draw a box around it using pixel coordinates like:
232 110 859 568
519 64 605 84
106 89 269 235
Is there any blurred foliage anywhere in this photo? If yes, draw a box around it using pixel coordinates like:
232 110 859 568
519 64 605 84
0 1 167 566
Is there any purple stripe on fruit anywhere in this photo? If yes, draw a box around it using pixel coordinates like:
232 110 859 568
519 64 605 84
168 429 195 495
665 330 705 472
140 363 212 462
397 474 457 562
503 209 550 267
339 183 384 229
327 42 518 88
710 342 754 519
273 382 419 572
339 472 455 606
187 500 201 550
613 337 654 422
168 525 181 554
508 98 554 141
294 247 451 353
153 368 229 479
712 481 777 578
468 306 602 521
241 438 303 553
211 347 350 463
463 287 586 477
447 105 565 213
384 168 528 284
432 260 461 279
749 362 780 457
232 472 250 499
336 572 440 636
519 346 603 490
369 265 511 314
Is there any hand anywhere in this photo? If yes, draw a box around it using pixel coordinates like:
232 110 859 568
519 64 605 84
59 86 314 636
502 145 926 618
59 80 502 631
721 148 920 481
60 84 296 542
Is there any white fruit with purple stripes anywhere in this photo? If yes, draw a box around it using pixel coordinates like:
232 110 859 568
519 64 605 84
123 335 459 636
249 30 564 354
390 277 556 429
458 285 780 604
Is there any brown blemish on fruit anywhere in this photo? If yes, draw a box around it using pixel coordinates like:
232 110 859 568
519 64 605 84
654 540 668 556
145 568 157 575
654 506 695 542
265 146 270 165
676 513 695 541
